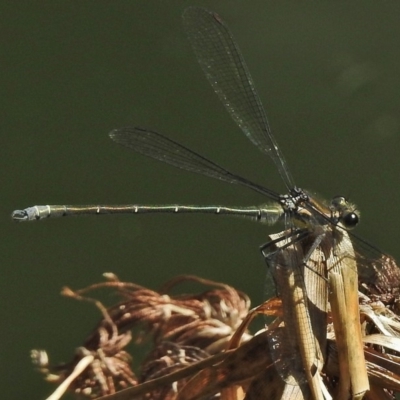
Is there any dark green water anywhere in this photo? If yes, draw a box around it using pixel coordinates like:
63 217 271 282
2 2 400 398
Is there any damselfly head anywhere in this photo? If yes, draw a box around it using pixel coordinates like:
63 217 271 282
330 196 359 229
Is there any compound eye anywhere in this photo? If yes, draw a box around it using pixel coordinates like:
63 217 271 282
341 212 359 229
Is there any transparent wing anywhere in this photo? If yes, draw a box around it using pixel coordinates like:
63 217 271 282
109 127 280 200
183 7 295 190
349 232 400 295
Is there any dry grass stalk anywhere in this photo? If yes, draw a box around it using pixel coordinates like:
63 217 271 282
327 230 369 399
265 232 328 400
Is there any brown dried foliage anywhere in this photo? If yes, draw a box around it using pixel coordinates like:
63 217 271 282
32 257 400 400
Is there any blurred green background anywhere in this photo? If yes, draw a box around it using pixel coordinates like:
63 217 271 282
2 1 400 399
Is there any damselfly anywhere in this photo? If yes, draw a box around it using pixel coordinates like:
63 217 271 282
12 6 399 385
